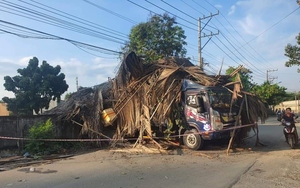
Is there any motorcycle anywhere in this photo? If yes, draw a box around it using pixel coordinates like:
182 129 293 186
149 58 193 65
282 118 298 149
276 111 282 121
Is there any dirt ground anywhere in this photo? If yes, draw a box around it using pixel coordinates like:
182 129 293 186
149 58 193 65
1 117 300 188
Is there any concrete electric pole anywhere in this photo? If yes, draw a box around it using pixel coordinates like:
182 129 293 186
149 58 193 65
198 12 219 70
266 69 278 83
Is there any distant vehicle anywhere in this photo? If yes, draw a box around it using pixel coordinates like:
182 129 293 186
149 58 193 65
282 116 298 149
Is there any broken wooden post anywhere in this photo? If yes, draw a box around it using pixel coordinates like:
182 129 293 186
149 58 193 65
226 98 245 155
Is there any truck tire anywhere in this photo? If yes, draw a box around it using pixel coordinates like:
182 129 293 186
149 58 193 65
183 129 203 150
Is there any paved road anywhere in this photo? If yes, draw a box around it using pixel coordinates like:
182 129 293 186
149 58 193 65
1 117 299 188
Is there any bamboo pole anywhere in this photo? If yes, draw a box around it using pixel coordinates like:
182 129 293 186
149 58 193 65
226 98 245 155
71 120 111 140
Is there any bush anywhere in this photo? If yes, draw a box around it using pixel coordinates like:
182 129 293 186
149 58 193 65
25 119 61 155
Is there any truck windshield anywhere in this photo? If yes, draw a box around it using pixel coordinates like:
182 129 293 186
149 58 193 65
208 89 233 108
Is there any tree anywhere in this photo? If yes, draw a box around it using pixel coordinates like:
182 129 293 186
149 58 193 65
251 81 287 106
122 13 187 62
2 57 68 115
64 92 73 100
285 33 300 72
225 66 255 92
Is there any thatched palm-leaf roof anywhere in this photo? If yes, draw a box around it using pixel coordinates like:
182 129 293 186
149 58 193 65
46 52 268 146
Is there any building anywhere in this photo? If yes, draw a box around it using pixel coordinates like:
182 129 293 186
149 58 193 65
33 99 58 115
275 100 300 114
0 103 9 116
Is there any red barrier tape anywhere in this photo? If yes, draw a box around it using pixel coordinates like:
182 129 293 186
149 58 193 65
0 123 256 142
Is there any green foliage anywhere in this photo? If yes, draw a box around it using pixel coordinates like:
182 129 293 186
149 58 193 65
64 92 74 100
282 92 300 101
285 33 300 72
2 57 69 115
225 66 255 92
122 13 187 62
252 82 287 105
25 119 60 155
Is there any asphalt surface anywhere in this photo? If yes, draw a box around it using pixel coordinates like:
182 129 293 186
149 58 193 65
1 117 299 188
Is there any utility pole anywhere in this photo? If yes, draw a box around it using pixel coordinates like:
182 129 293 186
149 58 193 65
198 11 219 70
266 69 278 82
268 76 278 84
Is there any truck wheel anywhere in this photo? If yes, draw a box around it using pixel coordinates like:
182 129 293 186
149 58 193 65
183 129 203 150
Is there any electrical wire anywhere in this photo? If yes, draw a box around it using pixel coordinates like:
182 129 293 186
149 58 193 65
204 0 299 68
28 0 129 38
127 0 198 32
184 0 271 74
83 0 137 24
145 0 218 32
245 6 300 45
161 0 197 21
0 6 126 44
218 33 266 76
212 37 265 79
191 0 211 13
0 1 127 44
0 19 122 55
201 2 270 69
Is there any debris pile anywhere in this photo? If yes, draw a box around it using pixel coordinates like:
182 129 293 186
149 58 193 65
47 52 268 148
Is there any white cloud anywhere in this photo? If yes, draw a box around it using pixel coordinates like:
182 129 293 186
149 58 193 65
92 57 103 63
18 56 33 66
49 57 119 93
91 57 119 69
0 58 13 63
228 5 236 15
0 56 119 99
215 4 222 9
237 14 265 36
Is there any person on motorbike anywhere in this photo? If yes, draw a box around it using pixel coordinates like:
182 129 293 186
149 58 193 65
281 107 298 142
276 108 282 121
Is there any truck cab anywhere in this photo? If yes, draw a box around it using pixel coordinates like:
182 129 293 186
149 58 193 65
181 79 239 150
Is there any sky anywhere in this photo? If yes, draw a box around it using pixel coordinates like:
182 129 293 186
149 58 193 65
0 0 300 100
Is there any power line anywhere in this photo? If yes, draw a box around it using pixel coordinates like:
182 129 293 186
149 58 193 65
211 17 273 70
188 0 269 76
219 32 266 76
245 6 300 45
28 0 129 38
83 0 137 24
127 0 198 32
0 23 52 38
0 1 127 43
191 0 211 13
210 38 265 79
145 0 197 27
73 43 119 59
215 37 265 79
145 0 218 32
0 19 122 55
180 0 204 16
211 39 240 66
161 0 197 21
203 0 286 69
0 6 126 44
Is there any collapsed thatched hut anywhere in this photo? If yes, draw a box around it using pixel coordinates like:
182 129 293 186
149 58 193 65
47 52 268 149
